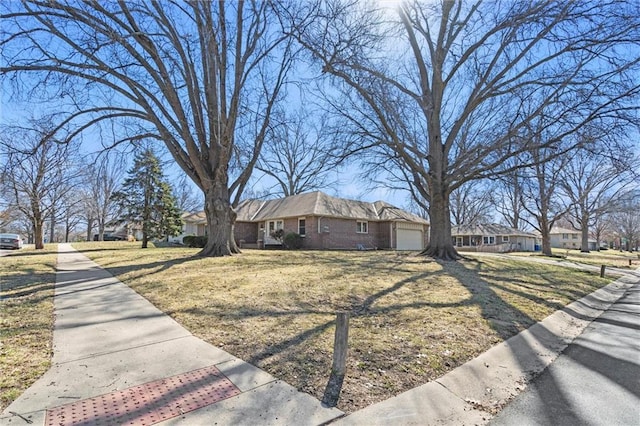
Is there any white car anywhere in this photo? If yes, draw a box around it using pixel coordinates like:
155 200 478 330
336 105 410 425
0 233 24 249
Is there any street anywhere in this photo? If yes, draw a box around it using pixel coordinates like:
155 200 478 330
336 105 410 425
491 278 640 426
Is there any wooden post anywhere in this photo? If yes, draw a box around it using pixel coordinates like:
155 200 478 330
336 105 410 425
332 312 349 375
600 265 606 278
630 259 633 266
322 312 349 407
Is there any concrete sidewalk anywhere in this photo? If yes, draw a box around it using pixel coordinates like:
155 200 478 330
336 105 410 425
338 267 640 425
490 280 640 425
1 244 343 425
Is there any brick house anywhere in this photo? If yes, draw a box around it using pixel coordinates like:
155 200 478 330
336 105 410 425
180 191 429 250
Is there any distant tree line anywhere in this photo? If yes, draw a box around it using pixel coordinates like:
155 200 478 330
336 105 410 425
0 124 199 248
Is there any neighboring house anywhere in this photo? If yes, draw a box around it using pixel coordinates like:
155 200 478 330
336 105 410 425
97 219 142 241
180 191 430 250
549 227 597 250
169 211 207 243
452 223 538 253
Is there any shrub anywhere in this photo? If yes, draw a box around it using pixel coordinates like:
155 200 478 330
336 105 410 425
270 229 285 244
194 236 207 248
283 232 303 249
183 235 207 248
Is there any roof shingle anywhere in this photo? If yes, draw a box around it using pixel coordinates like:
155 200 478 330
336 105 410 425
452 223 535 237
235 191 428 224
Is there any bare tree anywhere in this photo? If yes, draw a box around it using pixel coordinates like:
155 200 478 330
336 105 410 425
82 153 125 241
519 142 575 256
173 173 204 213
81 192 97 242
490 154 528 230
256 109 341 196
591 206 613 250
0 184 21 232
614 211 640 252
612 190 640 251
288 0 640 259
560 144 638 252
1 1 296 256
58 191 84 242
0 121 83 249
449 180 494 225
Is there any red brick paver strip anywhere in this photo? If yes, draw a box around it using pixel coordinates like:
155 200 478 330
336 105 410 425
45 365 241 426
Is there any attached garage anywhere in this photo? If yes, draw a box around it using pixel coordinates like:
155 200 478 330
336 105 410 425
396 223 425 250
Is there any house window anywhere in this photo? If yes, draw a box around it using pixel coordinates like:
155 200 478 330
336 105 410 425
268 220 283 234
356 221 368 234
298 218 306 236
502 236 509 242
562 233 568 239
483 236 495 245
572 234 578 239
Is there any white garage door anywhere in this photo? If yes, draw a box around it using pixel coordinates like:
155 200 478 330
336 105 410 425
397 228 423 250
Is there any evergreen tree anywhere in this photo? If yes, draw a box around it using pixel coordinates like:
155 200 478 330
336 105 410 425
112 150 183 248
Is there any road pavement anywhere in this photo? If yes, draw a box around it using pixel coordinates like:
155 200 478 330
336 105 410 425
490 278 640 426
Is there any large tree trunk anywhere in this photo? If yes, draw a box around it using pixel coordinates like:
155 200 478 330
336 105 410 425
86 217 94 241
49 208 55 243
141 183 150 248
199 184 239 257
65 217 70 242
98 220 105 241
580 210 590 253
539 219 552 256
34 219 44 249
229 221 240 253
420 187 460 261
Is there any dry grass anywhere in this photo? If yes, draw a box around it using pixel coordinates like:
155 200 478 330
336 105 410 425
0 246 57 411
554 249 638 269
509 248 639 269
71 242 610 413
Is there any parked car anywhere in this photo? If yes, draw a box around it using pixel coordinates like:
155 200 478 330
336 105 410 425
0 233 24 249
93 233 126 241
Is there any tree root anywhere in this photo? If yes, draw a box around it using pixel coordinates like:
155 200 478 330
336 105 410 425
419 245 463 261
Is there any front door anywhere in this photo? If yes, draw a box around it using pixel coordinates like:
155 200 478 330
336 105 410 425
264 220 284 245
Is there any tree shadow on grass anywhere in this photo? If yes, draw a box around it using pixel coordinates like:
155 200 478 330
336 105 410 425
174 261 546 408
89 256 204 284
0 270 56 302
49 247 638 417
203 257 633 415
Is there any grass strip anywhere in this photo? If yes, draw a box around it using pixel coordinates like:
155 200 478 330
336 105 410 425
0 246 57 411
